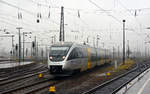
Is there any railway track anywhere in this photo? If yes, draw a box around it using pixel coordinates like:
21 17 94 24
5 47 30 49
0 67 51 94
82 61 150 94
0 63 65 94
0 70 48 86
0 76 54 94
0 65 48 88
0 74 66 94
0 60 63 94
0 63 47 81
0 63 38 77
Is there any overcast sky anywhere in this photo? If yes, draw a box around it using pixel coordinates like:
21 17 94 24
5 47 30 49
0 0 150 56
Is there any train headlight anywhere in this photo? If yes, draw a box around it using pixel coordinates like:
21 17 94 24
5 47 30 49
49 56 53 60
62 56 65 59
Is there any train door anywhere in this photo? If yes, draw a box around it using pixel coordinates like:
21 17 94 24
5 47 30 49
79 47 88 71
67 47 81 70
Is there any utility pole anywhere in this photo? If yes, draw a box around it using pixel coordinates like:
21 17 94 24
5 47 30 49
113 46 115 60
45 45 48 59
87 36 89 43
23 32 25 62
26 48 28 57
15 44 18 57
16 27 23 64
148 48 150 58
34 36 36 59
145 45 147 58
127 40 130 58
11 35 14 60
123 20 126 64
31 42 32 57
93 37 95 48
54 35 56 43
51 36 54 44
59 6 64 42
96 35 100 48
37 42 38 58
51 35 56 44
118 46 120 59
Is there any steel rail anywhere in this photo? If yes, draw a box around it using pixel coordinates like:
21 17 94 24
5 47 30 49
0 77 52 94
0 70 48 86
111 63 150 94
0 64 46 81
82 63 139 94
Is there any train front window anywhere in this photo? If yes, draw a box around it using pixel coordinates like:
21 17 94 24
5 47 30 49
49 46 70 61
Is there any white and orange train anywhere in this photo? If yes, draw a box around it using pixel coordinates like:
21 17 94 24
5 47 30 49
48 42 112 76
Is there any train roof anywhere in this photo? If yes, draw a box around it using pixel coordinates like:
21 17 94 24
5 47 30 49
51 42 90 47
51 42 73 47
50 42 111 52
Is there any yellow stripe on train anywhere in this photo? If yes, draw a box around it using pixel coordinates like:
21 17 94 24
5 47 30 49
88 61 91 69
88 48 91 69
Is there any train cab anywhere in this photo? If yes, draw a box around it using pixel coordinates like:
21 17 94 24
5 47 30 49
48 42 73 74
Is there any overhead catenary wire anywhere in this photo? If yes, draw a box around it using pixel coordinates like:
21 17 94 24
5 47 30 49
0 0 59 26
116 0 146 39
88 0 122 25
0 0 148 41
117 0 142 25
0 14 38 32
0 5 63 37
27 0 94 32
88 0 144 39
0 0 33 15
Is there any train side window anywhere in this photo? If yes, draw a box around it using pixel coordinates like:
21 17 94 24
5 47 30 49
67 48 79 60
77 48 83 58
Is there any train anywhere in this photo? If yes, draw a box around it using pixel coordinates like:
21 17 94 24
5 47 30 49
47 42 112 76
